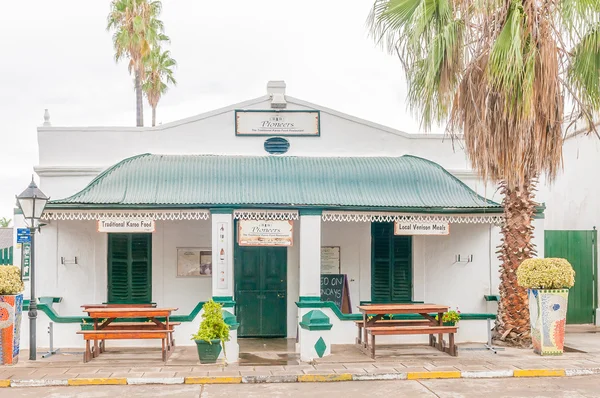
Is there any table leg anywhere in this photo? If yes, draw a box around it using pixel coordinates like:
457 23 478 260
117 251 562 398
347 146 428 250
449 333 457 356
84 340 90 363
437 312 444 352
363 313 368 349
162 337 167 362
370 334 376 359
166 316 171 350
93 319 99 358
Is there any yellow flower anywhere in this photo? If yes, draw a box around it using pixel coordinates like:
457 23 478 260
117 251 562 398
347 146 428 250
516 258 575 289
0 266 25 295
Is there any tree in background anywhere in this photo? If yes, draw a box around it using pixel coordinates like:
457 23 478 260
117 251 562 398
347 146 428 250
369 0 600 345
107 0 168 127
143 47 177 126
0 217 11 228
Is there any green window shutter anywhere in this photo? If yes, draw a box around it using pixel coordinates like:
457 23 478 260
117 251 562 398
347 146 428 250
391 235 412 302
108 233 152 304
371 223 392 303
371 223 412 303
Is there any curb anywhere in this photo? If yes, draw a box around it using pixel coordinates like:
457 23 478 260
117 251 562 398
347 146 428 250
0 368 594 388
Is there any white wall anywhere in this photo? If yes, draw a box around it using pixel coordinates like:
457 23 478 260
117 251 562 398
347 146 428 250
154 220 213 312
417 223 497 314
539 133 600 231
321 221 371 311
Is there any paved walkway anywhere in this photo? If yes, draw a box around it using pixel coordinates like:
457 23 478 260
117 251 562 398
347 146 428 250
1 332 599 386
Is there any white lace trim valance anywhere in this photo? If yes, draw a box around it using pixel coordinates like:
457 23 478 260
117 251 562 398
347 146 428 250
321 211 503 224
42 209 210 221
233 210 299 221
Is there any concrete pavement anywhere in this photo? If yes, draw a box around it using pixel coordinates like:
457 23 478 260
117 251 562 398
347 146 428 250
3 376 600 397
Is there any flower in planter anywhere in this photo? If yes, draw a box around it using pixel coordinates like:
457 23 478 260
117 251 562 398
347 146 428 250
516 258 575 289
436 308 461 324
0 266 24 295
517 258 574 355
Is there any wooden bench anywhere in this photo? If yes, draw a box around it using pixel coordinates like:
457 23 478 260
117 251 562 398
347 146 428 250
77 330 171 363
365 325 458 359
355 319 432 345
99 322 181 352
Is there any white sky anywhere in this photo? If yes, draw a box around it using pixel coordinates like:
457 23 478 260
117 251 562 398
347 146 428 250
0 0 444 221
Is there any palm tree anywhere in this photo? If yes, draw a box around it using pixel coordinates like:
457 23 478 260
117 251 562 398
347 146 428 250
0 217 11 228
143 47 177 126
107 0 168 127
369 0 600 345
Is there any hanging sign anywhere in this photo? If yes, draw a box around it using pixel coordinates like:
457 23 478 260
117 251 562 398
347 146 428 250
97 219 155 233
321 246 340 274
237 220 293 246
235 110 320 136
394 221 449 235
216 222 229 289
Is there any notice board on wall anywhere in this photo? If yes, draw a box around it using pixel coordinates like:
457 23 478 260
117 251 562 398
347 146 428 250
320 274 351 314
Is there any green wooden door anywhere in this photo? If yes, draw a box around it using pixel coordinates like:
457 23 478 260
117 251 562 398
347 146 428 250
371 222 412 303
544 230 597 324
235 246 287 337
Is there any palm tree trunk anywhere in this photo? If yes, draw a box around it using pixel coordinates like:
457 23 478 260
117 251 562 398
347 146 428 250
135 69 144 127
152 105 156 127
494 179 537 346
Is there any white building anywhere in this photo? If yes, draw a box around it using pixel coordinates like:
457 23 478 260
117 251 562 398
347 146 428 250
15 80 550 362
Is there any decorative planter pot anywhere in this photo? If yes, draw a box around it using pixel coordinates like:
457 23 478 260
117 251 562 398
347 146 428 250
194 339 222 364
0 294 24 365
443 321 457 327
528 289 569 356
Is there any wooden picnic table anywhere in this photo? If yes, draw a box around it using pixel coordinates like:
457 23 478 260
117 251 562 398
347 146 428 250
79 306 178 362
357 304 457 358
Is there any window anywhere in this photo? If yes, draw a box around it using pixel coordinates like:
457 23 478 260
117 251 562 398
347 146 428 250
107 233 152 303
371 222 412 303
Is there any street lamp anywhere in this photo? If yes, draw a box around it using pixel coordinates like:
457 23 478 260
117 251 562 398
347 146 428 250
16 177 49 361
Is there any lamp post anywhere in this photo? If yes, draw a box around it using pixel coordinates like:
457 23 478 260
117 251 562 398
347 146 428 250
16 177 49 361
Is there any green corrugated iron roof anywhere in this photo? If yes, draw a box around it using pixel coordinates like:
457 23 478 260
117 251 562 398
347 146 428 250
49 154 501 211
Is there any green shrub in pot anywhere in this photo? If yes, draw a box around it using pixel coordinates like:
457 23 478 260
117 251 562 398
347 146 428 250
191 300 230 363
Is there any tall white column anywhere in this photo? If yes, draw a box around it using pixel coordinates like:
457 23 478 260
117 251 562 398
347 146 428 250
299 212 322 297
211 211 234 298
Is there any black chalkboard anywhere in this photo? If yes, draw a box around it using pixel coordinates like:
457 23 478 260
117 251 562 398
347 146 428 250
320 274 351 313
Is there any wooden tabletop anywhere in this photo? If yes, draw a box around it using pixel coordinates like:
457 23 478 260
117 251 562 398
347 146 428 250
357 304 449 314
85 307 178 318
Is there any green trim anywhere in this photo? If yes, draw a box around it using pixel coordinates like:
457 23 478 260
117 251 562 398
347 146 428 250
13 208 22 215
46 203 504 213
222 310 240 331
213 296 236 308
22 300 208 324
298 296 321 302
234 110 321 137
299 310 333 331
299 209 323 216
295 300 496 321
210 208 234 214
484 295 500 302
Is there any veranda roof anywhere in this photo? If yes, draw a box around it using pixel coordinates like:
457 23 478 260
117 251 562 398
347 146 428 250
48 154 501 212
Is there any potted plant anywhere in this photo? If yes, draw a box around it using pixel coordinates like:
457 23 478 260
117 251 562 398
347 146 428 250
436 309 461 326
0 266 25 365
517 258 575 356
191 300 230 364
